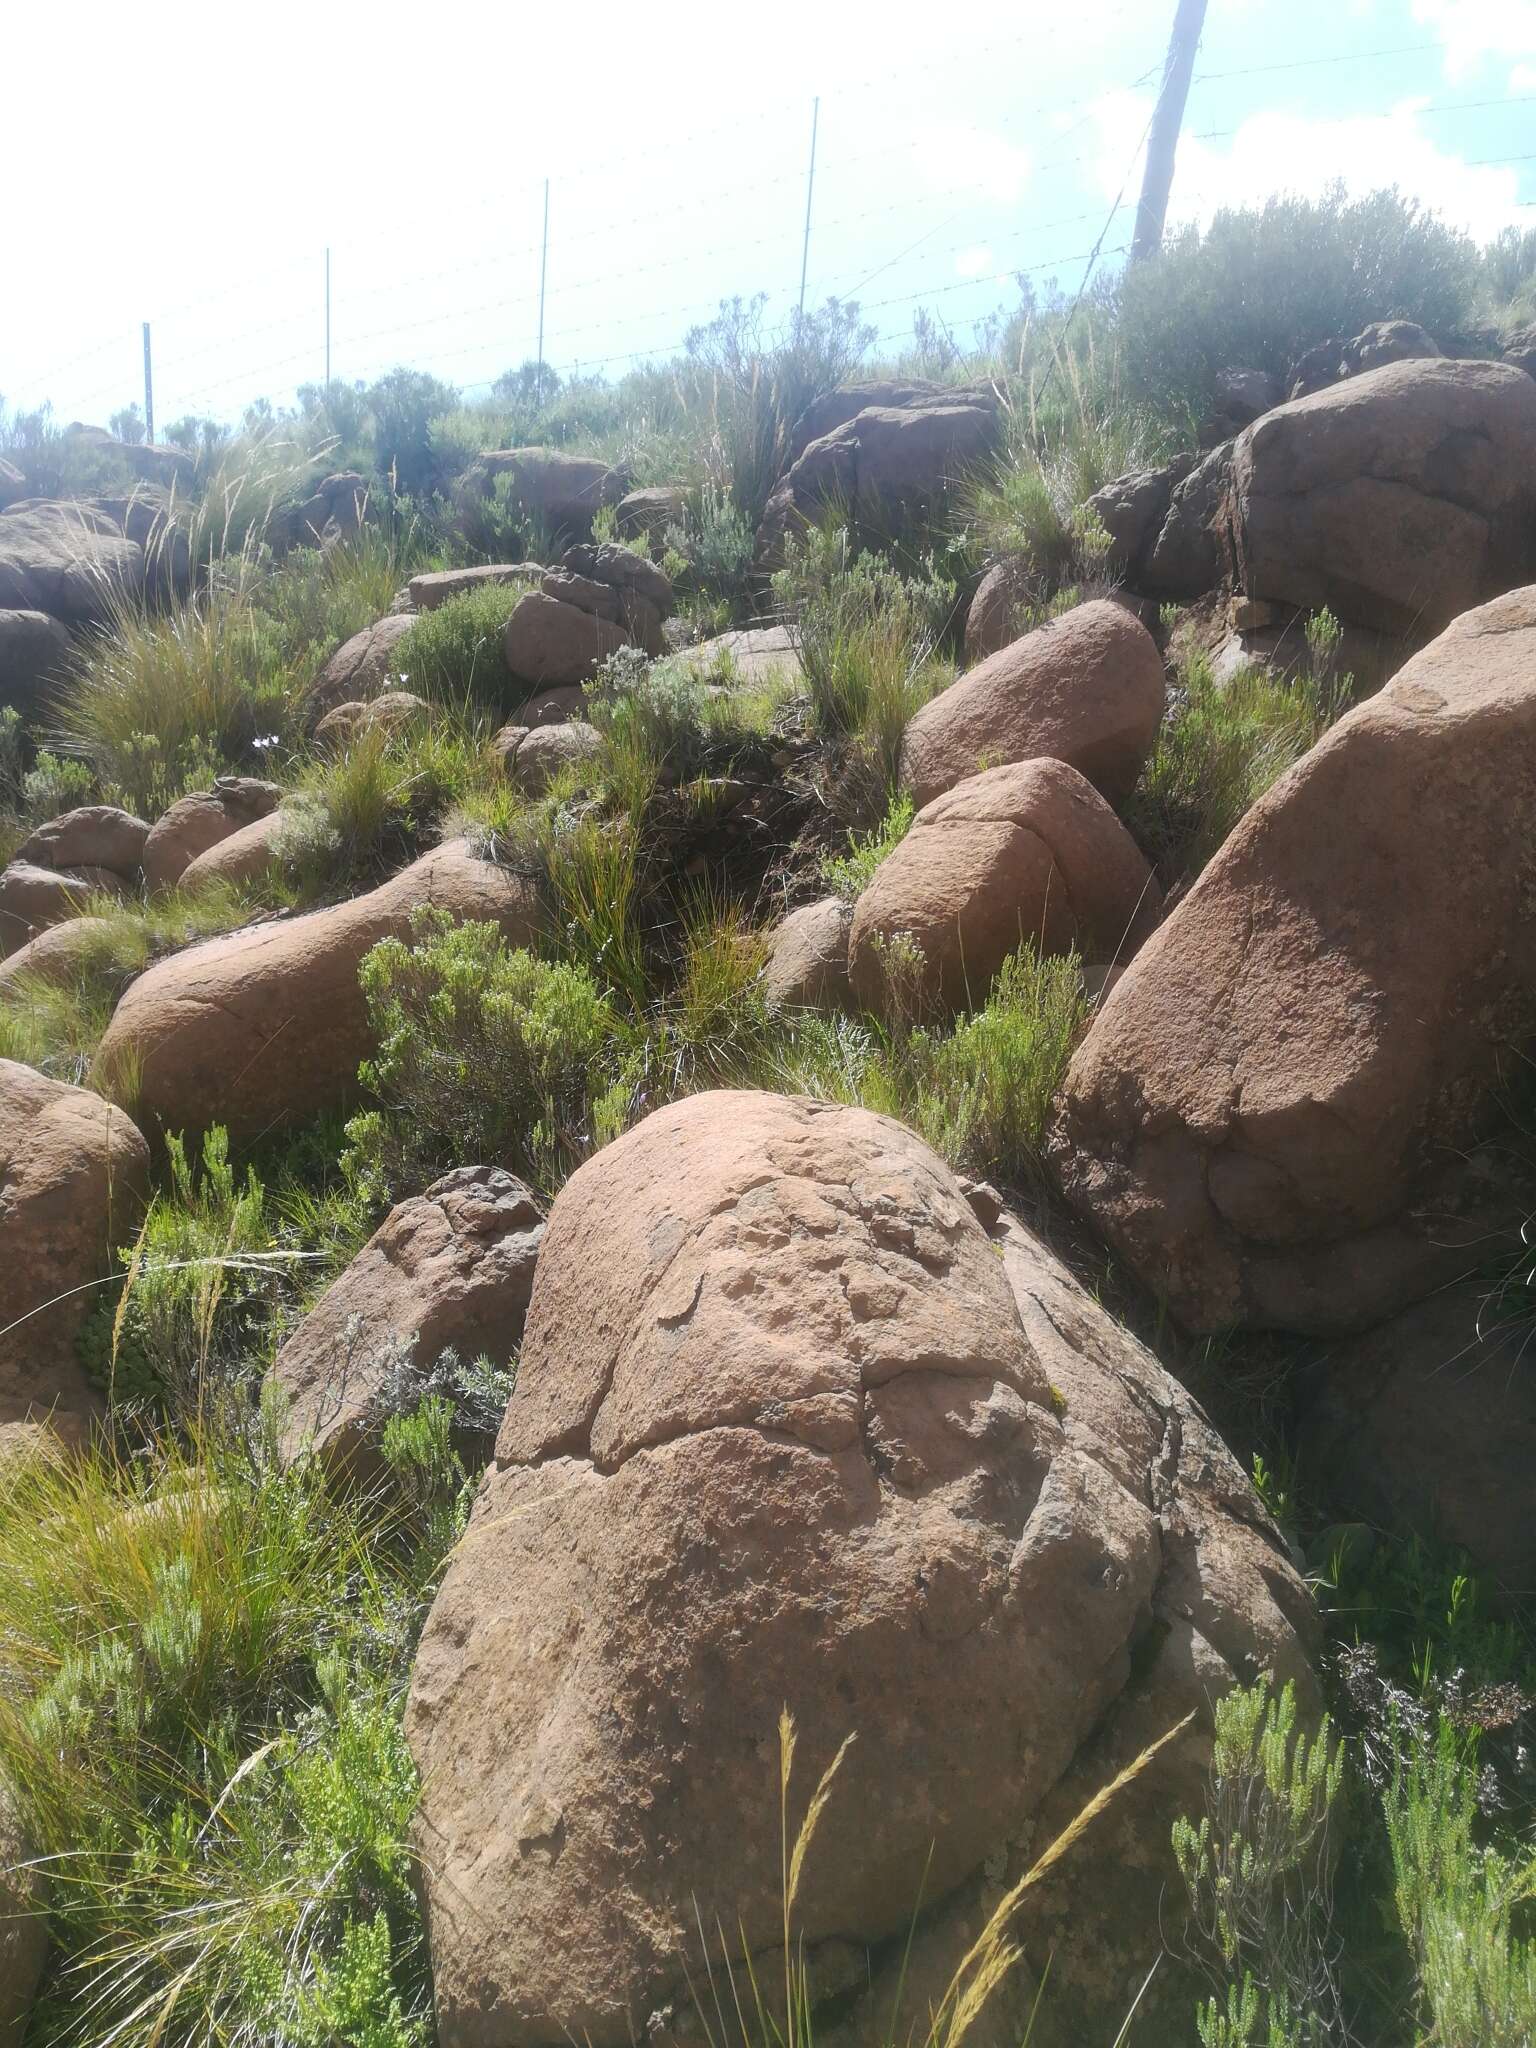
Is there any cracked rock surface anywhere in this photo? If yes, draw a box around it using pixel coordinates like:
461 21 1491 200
1051 587 1536 1335
405 1090 1315 2048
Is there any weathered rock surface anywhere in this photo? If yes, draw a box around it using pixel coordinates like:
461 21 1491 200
614 486 687 543
0 916 118 996
178 808 289 890
760 393 1002 560
787 378 951 462
901 599 1166 809
1296 1286 1536 1597
456 449 629 537
309 613 417 720
761 894 853 1012
313 689 429 750
849 758 1161 1016
15 806 148 880
498 720 603 794
407 565 540 611
0 1060 149 1444
503 592 629 687
96 840 540 1142
271 1166 543 1476
688 622 802 687
0 608 71 711
1051 586 1536 1335
964 556 1038 664
142 779 283 893
0 502 142 623
271 472 369 552
1229 358 1536 635
0 863 129 956
405 1092 1315 2048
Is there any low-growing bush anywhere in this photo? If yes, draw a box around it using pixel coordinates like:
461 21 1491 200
390 582 525 706
347 912 624 1200
1126 632 1349 887
0 1422 448 2048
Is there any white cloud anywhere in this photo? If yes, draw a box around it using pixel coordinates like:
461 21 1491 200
1092 89 1526 244
1412 0 1536 79
915 124 1031 203
954 244 996 278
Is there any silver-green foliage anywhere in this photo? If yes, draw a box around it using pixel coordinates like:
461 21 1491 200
1173 1680 1346 2048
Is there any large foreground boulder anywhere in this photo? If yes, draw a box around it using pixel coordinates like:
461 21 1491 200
901 599 1166 808
0 502 142 624
405 1091 1314 2048
1052 587 1536 1334
270 1166 543 1476
848 758 1161 1016
95 841 540 1142
1229 358 1536 636
0 1061 149 1446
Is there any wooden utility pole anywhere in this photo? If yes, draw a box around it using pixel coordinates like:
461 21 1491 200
1130 0 1209 264
797 97 820 324
141 322 154 443
536 179 550 405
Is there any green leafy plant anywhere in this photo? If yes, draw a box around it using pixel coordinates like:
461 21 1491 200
347 911 623 1200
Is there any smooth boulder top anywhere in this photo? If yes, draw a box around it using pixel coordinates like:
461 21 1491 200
1051 584 1536 1335
405 1090 1315 2048
95 839 541 1143
900 598 1166 809
0 500 143 623
1230 356 1536 635
15 805 149 879
848 757 1162 1017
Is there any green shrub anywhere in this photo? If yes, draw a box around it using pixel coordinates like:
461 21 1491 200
821 791 914 902
1174 1679 1347 2047
1116 186 1480 424
0 1426 438 2048
96 1125 275 1423
1388 1721 1536 2047
773 523 956 815
390 582 525 705
347 912 623 1199
1125 638 1348 886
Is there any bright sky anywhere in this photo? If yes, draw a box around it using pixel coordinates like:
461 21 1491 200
3 0 1532 430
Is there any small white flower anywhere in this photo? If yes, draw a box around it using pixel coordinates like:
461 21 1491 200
253 733 280 752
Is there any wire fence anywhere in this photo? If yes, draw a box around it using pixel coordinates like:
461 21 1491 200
5 17 1533 434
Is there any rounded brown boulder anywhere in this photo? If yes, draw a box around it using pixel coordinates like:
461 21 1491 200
848 758 1161 1017
900 598 1166 809
94 840 540 1143
0 862 130 956
1051 586 1536 1335
0 1059 149 1445
14 806 148 880
405 1090 1315 2048
142 779 283 893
